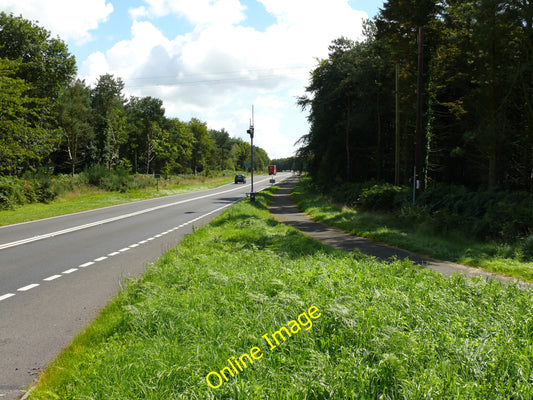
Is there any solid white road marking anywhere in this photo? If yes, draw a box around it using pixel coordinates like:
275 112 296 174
62 268 78 274
0 293 16 301
119 247 130 252
128 244 139 248
138 240 148 244
108 251 120 256
18 284 39 291
94 256 107 262
44 275 62 281
0 177 277 251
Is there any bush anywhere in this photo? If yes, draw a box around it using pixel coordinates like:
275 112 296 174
358 184 409 212
0 175 58 210
318 179 533 243
522 235 533 260
81 166 133 192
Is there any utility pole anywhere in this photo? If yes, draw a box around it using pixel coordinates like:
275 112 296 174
247 105 255 202
395 62 400 186
414 26 424 203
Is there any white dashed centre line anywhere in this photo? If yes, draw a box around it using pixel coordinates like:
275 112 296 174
1 192 251 303
18 284 39 292
62 268 78 274
79 261 94 268
44 275 62 281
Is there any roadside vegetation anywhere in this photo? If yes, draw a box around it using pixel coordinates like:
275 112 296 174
293 178 533 282
295 1 532 285
29 188 533 399
0 170 238 227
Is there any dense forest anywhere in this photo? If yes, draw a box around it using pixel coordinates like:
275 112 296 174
0 12 270 180
298 0 533 192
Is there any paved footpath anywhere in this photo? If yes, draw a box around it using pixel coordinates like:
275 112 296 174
269 177 529 287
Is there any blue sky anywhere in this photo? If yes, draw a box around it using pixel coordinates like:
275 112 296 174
1 0 384 159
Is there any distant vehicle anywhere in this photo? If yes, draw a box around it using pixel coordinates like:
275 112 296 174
234 174 246 184
268 165 277 175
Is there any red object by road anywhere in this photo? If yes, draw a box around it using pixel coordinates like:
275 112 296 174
268 165 277 175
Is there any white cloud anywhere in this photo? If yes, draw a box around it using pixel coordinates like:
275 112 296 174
130 0 246 26
0 0 113 43
78 0 368 158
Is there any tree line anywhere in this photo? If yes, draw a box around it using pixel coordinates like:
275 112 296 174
0 12 270 178
298 0 533 192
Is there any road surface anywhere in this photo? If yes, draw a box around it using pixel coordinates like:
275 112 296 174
0 173 289 399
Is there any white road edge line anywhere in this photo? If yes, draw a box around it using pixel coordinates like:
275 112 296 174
0 177 275 251
0 293 16 301
108 251 120 256
94 256 107 262
18 284 39 292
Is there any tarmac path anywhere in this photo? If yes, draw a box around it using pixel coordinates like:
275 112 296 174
269 177 529 287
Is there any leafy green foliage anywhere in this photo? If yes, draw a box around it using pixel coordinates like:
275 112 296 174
358 183 409 212
0 58 53 175
0 12 76 100
300 1 533 191
320 178 533 243
0 175 56 209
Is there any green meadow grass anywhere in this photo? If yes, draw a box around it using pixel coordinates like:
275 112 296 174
292 179 533 282
30 189 533 399
0 176 234 227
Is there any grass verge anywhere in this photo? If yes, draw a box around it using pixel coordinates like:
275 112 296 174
292 178 533 282
29 187 533 399
0 176 234 227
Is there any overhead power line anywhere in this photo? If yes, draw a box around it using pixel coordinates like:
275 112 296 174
122 66 310 89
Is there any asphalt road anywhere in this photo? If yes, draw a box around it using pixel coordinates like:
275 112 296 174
0 173 290 399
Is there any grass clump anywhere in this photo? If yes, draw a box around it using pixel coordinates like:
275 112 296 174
30 189 533 399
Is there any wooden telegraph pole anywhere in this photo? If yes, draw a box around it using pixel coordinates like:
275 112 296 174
414 26 424 203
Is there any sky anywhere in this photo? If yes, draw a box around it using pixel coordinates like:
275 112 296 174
1 0 383 159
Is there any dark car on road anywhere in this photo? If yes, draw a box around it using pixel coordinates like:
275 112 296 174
234 174 246 184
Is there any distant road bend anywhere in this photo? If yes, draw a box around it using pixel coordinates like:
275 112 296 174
0 172 291 400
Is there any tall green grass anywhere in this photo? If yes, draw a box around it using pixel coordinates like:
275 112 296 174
30 189 533 399
293 178 533 282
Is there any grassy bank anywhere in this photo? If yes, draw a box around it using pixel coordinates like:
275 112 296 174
30 188 533 399
0 175 234 227
292 178 533 282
